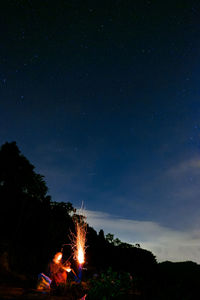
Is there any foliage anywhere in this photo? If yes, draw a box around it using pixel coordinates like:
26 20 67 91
87 268 133 300
0 141 157 289
2 141 200 298
105 233 115 244
0 142 74 274
0 142 50 241
155 261 200 300
105 233 135 248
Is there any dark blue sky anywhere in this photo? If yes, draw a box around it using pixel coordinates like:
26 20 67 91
1 0 200 261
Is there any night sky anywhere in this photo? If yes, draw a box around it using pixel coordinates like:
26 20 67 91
1 0 200 262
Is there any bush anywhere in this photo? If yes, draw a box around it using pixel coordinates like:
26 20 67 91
87 268 133 300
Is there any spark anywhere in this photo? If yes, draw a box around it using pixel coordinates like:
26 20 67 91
70 211 87 266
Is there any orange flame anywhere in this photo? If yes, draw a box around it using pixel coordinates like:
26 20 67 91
78 247 84 265
76 222 86 264
71 215 87 265
63 266 72 273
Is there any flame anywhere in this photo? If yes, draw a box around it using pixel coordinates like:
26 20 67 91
70 214 87 266
66 267 71 273
63 266 72 272
76 221 86 265
78 247 84 265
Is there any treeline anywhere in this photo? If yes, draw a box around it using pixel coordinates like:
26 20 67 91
0 142 73 275
1 142 200 299
0 142 156 281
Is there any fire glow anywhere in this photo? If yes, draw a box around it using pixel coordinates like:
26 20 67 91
76 223 86 265
37 209 87 291
71 216 87 266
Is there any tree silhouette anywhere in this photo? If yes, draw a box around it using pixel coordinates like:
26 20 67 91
0 141 158 286
0 142 74 274
0 142 50 239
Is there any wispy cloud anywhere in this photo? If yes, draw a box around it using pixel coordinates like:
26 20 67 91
85 209 200 263
167 157 200 177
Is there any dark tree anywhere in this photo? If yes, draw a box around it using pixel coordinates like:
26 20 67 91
0 142 74 275
0 142 50 239
0 141 158 292
0 142 51 273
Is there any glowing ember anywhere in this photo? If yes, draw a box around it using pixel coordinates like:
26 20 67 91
66 267 71 273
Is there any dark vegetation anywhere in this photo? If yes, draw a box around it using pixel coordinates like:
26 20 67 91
0 142 200 299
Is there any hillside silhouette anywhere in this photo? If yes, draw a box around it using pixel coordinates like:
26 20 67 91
0 142 199 299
